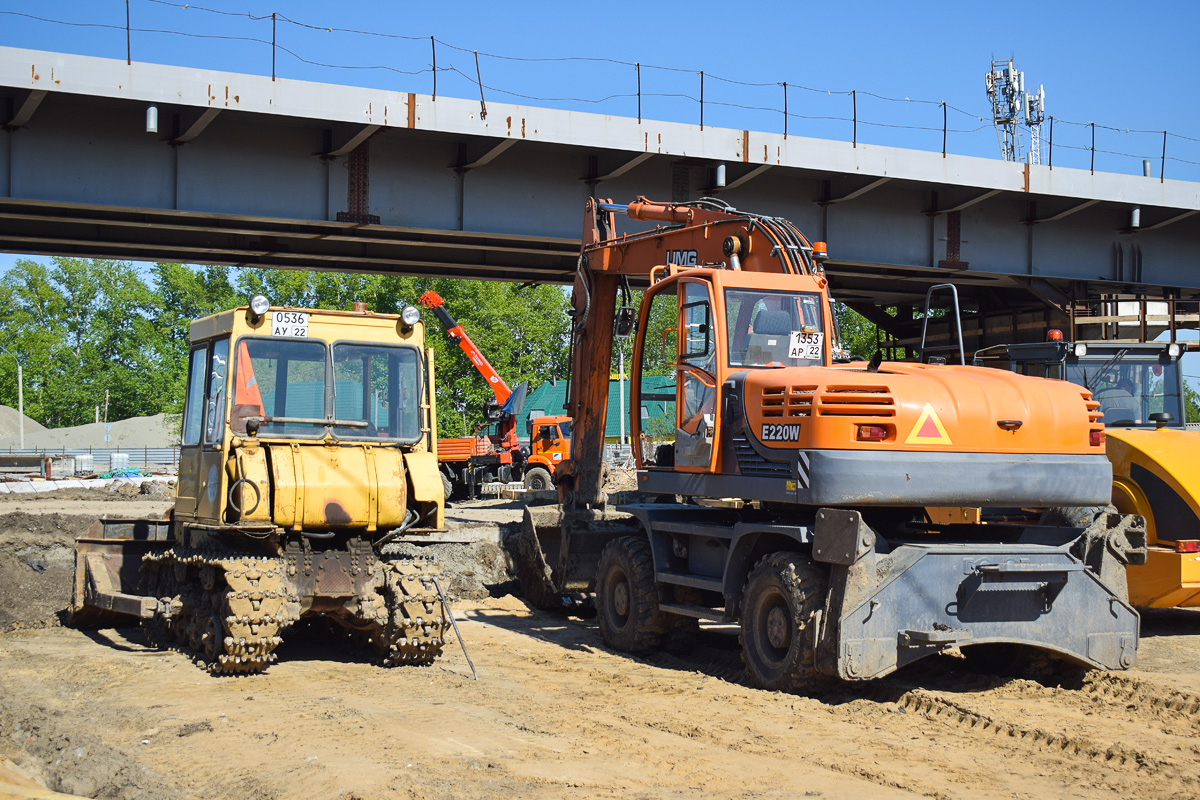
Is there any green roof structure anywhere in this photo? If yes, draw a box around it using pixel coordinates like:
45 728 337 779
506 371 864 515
519 376 675 441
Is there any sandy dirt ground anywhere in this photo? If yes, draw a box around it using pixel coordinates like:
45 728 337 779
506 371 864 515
2 490 1200 800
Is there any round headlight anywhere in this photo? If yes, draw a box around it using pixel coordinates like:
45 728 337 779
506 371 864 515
401 305 420 326
249 294 270 316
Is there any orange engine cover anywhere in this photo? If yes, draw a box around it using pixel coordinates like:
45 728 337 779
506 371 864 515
742 362 1103 455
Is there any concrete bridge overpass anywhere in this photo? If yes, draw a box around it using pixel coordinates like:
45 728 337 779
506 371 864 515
2 46 1199 349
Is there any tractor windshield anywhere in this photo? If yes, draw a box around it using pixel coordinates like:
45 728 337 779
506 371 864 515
725 289 826 368
332 343 422 443
1067 355 1185 427
230 338 423 442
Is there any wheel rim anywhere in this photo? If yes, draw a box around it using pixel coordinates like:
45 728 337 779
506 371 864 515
766 605 791 651
753 588 791 669
613 578 630 619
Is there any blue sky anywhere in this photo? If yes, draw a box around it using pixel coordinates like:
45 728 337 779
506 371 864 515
2 0 1199 387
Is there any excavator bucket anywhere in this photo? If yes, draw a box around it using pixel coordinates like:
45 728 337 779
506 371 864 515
517 505 639 609
69 517 173 627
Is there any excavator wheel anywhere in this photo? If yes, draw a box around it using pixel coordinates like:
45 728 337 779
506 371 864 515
740 551 830 693
595 536 666 654
524 467 553 492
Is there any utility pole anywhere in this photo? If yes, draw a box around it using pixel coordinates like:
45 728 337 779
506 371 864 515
0 346 23 450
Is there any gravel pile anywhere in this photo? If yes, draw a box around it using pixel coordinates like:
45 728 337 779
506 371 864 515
0 405 45 441
0 410 178 450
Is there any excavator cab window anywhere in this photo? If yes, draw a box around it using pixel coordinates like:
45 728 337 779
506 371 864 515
726 289 826 368
635 283 679 467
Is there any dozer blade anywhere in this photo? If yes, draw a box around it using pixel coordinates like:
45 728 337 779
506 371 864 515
516 504 639 609
69 517 173 627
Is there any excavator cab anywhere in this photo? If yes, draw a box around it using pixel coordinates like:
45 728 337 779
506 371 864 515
632 270 832 474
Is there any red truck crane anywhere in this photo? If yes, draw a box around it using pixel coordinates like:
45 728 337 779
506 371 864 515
418 290 569 496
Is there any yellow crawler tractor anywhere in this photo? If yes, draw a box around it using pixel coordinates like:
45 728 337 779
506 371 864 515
70 297 451 672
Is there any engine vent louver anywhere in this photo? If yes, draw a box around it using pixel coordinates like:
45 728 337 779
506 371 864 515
760 385 816 419
815 384 896 417
733 435 792 477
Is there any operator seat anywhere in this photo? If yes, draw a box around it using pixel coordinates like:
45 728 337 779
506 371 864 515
744 310 793 366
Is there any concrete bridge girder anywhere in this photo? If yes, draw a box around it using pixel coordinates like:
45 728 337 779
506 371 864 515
1 46 1199 346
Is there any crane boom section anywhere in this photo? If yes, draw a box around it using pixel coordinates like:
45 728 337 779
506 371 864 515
418 290 513 406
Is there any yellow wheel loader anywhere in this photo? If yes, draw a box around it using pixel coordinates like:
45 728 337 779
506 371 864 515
70 298 451 672
978 337 1199 607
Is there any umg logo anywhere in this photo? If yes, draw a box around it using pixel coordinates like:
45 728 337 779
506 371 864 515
666 250 698 266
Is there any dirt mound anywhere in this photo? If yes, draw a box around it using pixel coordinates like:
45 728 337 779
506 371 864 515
385 539 516 601
0 512 96 630
0 689 176 800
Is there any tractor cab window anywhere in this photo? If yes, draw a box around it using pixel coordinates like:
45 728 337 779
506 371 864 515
181 345 208 447
332 344 422 443
232 338 327 437
1066 354 1184 427
726 289 826 368
203 338 230 447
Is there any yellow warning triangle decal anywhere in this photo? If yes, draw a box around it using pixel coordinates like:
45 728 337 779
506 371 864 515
905 403 953 445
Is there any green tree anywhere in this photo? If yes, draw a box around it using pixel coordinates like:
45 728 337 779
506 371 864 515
834 303 879 360
1185 381 1199 424
0 257 174 427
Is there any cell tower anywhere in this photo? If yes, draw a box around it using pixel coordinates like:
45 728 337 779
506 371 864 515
985 59 1046 164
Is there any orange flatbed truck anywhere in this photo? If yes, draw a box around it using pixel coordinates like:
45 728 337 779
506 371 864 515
418 291 570 496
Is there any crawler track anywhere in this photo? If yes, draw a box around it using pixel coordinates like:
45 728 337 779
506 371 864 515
140 549 449 672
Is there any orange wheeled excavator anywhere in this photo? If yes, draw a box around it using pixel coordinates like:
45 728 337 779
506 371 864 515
518 197 1146 689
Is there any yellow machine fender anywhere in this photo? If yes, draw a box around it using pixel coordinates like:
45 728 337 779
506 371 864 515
403 450 445 529
1107 428 1200 608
